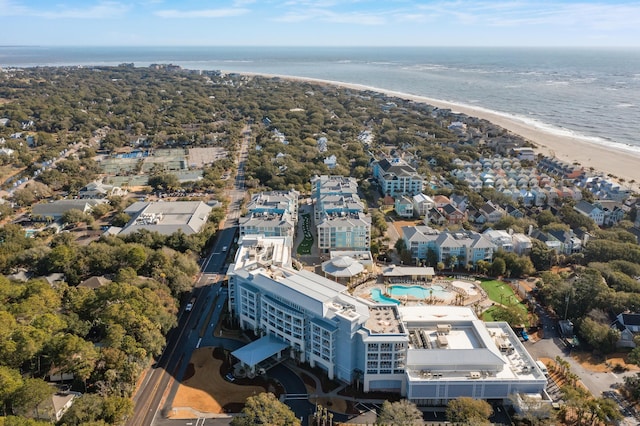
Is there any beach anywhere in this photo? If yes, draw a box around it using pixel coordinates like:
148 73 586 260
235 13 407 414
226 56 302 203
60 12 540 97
241 72 640 193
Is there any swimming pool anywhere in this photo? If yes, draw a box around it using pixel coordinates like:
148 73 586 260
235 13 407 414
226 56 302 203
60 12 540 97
370 285 453 304
370 288 401 305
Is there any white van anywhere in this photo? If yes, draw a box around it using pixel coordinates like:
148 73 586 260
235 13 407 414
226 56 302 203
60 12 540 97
536 360 549 377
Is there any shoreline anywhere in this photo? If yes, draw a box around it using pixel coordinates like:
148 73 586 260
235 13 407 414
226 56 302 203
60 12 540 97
237 72 640 194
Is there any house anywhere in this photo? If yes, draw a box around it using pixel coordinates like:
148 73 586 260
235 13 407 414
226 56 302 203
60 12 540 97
37 390 82 422
78 276 111 289
440 203 465 225
31 199 108 222
511 233 533 255
324 154 337 169
394 195 414 218
547 229 583 254
505 204 524 219
78 181 128 199
412 193 435 218
479 201 506 223
574 200 605 226
425 207 447 226
450 194 469 212
432 195 451 209
612 312 640 348
511 147 536 162
483 229 514 252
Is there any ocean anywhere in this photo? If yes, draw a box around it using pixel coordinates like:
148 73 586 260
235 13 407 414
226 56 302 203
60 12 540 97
1 46 639 155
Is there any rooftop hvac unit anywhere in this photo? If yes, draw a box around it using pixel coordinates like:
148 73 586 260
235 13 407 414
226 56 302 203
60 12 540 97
469 372 481 379
437 324 451 334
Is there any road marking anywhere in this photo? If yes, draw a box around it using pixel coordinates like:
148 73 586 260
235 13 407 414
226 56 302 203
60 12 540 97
196 338 202 348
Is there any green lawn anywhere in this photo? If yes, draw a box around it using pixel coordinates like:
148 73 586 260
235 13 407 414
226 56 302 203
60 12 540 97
479 279 529 325
296 213 314 255
480 280 517 305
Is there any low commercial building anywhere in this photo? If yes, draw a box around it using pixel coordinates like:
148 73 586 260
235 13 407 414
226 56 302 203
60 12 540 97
119 201 212 235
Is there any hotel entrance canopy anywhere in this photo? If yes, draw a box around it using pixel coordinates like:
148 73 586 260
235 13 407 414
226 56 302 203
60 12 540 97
231 335 289 368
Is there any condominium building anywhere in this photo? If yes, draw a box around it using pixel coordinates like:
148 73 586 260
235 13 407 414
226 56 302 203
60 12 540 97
316 212 372 253
403 226 496 268
239 190 299 244
372 158 424 197
311 175 371 253
239 211 295 241
227 235 546 405
245 190 299 222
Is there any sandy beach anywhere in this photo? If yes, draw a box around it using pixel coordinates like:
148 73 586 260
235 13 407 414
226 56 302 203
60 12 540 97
239 72 640 193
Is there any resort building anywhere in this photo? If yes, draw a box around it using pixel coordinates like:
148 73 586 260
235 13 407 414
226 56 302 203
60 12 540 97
239 211 296 242
311 175 371 253
372 158 424 197
226 235 546 405
402 226 496 268
245 190 299 222
316 212 372 253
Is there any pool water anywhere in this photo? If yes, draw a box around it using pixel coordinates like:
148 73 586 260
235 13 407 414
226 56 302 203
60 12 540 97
370 285 452 304
370 288 401 305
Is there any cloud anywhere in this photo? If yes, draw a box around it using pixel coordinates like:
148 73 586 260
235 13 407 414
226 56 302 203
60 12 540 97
154 7 250 18
0 0 129 18
38 1 130 19
414 1 640 30
0 0 33 16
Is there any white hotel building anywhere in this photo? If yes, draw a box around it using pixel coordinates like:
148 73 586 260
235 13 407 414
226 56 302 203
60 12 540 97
227 235 547 406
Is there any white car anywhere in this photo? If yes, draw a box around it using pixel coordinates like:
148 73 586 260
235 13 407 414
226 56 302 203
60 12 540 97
222 246 228 252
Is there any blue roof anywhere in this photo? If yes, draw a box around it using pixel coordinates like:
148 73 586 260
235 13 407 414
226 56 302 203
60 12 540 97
231 335 289 367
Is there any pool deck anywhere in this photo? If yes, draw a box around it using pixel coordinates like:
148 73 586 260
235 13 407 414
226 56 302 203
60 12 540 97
354 278 489 309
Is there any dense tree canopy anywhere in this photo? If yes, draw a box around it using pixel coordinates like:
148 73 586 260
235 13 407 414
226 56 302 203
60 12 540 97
377 399 423 425
230 392 300 426
445 397 493 424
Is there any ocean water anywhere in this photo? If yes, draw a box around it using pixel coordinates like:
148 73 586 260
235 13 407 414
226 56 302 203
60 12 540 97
1 46 639 155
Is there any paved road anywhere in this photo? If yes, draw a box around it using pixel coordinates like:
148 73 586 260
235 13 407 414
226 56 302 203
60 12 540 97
128 125 252 426
524 300 640 425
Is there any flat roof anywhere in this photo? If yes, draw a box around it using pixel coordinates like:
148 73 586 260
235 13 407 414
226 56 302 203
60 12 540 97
365 305 404 334
232 335 289 368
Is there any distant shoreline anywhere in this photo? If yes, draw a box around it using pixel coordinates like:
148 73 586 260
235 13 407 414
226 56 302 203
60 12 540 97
236 71 640 193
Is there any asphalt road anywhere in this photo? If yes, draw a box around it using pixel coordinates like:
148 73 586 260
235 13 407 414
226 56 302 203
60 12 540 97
128 126 251 426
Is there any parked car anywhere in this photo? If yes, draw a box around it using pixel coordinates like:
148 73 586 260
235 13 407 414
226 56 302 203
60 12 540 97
521 330 529 341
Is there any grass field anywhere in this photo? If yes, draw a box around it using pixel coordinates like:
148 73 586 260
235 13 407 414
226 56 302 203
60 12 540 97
480 279 529 325
296 213 313 255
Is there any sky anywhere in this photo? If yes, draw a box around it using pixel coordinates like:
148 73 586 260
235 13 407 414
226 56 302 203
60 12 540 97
1 0 640 47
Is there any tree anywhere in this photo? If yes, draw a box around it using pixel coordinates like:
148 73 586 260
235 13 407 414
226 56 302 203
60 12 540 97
490 304 527 327
490 257 506 277
0 365 23 416
445 397 493 424
378 399 423 425
230 392 300 426
59 393 133 426
578 317 620 354
11 378 54 419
